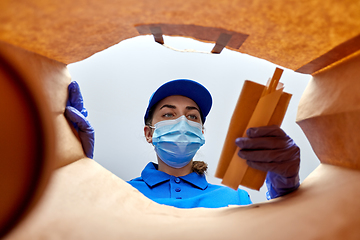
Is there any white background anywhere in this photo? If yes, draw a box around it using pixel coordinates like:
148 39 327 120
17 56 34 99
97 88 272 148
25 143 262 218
68 35 320 203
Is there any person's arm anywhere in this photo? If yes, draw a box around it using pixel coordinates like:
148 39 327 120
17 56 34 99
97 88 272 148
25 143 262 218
235 125 300 199
64 81 95 159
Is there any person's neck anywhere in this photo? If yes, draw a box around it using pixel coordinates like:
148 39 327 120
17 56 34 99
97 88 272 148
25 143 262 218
157 157 192 177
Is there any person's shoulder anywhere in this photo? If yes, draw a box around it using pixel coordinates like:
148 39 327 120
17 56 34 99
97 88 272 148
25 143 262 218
127 176 149 191
127 177 143 183
205 183 238 195
207 183 248 192
206 183 233 191
127 176 147 189
206 183 252 205
236 188 251 203
127 162 156 184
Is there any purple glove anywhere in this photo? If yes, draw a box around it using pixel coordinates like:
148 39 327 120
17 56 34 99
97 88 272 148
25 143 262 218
65 81 94 159
235 125 300 199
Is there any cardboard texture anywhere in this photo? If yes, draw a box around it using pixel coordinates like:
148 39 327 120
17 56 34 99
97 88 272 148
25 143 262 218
5 160 360 240
1 0 360 74
2 1 360 239
0 41 56 237
3 42 360 239
0 41 85 237
0 41 85 169
216 69 292 190
297 51 360 170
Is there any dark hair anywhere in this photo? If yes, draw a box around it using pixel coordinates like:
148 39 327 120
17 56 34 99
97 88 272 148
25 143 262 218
192 161 208 175
145 104 156 127
145 104 208 175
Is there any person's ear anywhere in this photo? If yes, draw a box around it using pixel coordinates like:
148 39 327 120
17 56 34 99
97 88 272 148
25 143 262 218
144 125 153 143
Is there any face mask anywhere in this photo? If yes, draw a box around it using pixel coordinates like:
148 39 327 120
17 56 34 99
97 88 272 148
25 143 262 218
151 115 205 168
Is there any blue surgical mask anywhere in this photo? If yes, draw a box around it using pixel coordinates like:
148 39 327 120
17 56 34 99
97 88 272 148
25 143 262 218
152 115 205 168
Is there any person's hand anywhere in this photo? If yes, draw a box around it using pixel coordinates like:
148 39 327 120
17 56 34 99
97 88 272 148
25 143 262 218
235 125 300 198
64 81 94 159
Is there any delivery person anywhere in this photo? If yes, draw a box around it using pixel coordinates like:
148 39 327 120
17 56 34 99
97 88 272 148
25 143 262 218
65 79 300 209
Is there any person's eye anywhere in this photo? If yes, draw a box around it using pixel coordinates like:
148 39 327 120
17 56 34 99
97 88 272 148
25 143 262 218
187 115 198 120
163 113 174 118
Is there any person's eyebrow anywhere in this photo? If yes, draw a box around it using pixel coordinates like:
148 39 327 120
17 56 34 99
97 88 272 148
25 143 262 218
160 104 176 110
159 104 200 113
186 106 200 113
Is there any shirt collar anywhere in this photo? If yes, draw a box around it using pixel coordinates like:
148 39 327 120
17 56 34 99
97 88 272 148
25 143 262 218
141 162 171 187
179 172 208 190
141 162 208 190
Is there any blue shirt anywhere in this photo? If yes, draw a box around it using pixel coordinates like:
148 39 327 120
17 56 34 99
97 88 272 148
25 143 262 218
127 162 252 208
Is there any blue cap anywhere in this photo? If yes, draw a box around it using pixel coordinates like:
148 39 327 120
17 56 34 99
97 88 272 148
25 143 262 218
144 79 212 123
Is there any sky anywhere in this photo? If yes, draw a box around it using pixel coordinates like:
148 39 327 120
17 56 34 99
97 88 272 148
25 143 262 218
67 35 320 203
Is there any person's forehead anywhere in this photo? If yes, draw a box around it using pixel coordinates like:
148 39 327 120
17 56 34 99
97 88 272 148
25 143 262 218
156 95 199 108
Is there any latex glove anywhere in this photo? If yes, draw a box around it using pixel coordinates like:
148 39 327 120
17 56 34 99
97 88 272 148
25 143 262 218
235 125 300 199
64 81 94 159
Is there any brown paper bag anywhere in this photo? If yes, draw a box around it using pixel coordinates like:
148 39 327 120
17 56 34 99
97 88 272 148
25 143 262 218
215 76 292 190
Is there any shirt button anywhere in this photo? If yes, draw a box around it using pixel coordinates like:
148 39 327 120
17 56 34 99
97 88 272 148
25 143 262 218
175 188 181 192
174 177 181 183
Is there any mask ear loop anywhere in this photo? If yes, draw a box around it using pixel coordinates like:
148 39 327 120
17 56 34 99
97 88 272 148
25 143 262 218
145 125 155 146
